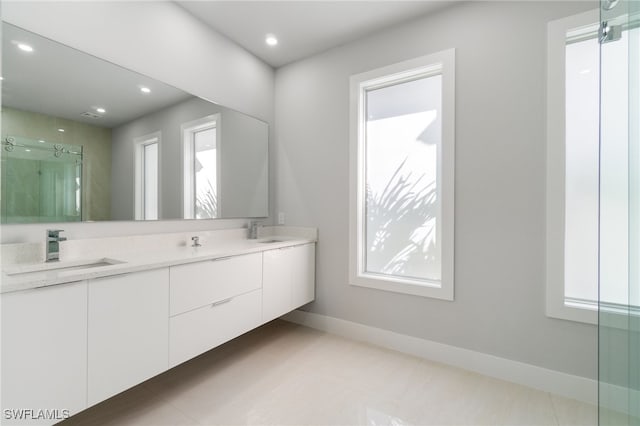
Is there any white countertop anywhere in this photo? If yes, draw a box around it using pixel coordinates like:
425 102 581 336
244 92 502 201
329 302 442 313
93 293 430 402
1 228 316 294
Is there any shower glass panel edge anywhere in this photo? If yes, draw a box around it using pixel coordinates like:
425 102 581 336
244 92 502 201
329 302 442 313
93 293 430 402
599 0 639 424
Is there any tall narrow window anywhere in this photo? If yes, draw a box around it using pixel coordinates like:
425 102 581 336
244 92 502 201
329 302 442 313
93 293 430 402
349 49 455 300
545 10 637 324
134 132 160 220
563 25 600 309
182 115 220 219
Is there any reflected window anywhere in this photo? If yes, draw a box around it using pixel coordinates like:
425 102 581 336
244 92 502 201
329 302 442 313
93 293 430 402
134 133 159 220
349 50 455 300
182 115 220 219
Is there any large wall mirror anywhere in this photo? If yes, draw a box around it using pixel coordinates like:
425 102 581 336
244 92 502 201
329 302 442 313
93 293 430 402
1 23 269 224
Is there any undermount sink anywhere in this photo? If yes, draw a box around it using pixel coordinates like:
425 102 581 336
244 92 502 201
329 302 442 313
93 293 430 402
258 239 285 244
5 258 125 277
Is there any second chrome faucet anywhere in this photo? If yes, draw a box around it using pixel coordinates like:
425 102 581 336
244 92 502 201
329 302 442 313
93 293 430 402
248 221 262 239
46 229 67 262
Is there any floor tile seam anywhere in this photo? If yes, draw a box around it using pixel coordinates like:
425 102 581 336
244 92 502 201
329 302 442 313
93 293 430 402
547 392 562 426
141 382 206 425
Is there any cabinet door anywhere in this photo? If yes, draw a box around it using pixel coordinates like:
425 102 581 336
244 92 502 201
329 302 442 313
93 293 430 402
290 243 316 308
88 269 169 406
1 281 87 425
262 248 292 322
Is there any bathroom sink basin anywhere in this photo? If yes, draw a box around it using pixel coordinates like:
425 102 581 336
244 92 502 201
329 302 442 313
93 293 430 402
4 258 125 277
258 239 285 244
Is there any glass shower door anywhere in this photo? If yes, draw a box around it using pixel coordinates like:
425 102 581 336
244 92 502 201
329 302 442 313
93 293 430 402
1 136 83 223
599 0 640 424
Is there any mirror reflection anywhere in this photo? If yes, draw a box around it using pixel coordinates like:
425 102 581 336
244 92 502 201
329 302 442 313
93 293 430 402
1 23 269 223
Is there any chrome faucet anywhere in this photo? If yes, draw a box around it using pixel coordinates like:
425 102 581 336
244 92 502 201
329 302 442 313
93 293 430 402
248 221 261 239
46 229 67 262
191 236 202 247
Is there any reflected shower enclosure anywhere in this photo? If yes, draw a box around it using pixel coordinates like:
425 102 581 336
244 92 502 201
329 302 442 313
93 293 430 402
1 136 82 223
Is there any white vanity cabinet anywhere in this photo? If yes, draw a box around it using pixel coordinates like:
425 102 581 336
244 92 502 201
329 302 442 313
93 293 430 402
263 243 315 323
0 232 317 421
87 269 169 406
1 281 88 425
169 253 262 367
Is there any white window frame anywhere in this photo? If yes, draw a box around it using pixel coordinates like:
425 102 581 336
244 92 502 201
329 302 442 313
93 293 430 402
546 10 599 324
181 114 221 219
348 49 456 300
133 131 160 220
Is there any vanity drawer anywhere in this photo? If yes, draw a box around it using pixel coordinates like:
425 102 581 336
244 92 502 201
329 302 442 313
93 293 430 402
169 288 262 367
170 252 262 316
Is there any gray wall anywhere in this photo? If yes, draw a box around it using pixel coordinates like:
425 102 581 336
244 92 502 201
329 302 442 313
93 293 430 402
274 1 598 378
1 1 274 243
111 97 268 220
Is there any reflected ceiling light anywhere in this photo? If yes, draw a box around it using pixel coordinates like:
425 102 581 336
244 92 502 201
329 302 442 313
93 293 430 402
579 69 591 75
139 86 151 94
17 43 34 52
265 34 278 46
38 140 45 143
57 128 65 133
95 107 106 113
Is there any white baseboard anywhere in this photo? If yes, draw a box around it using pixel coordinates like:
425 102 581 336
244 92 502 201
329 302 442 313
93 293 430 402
282 310 598 405
600 382 640 419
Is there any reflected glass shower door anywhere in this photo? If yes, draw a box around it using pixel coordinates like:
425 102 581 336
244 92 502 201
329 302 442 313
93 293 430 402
0 136 82 223
599 0 640 424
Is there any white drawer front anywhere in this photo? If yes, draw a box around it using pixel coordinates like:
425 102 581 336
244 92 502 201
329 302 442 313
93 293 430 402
169 288 262 367
170 253 262 316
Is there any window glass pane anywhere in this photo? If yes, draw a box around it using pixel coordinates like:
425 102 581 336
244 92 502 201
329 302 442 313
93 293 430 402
194 127 217 219
143 142 158 220
564 37 599 303
564 32 633 306
364 75 442 283
599 27 634 307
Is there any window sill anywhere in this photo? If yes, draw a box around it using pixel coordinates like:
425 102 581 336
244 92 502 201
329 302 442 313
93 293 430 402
546 297 597 325
547 298 639 329
350 272 453 301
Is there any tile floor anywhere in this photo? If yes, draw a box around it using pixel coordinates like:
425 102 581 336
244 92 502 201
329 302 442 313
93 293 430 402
62 320 602 426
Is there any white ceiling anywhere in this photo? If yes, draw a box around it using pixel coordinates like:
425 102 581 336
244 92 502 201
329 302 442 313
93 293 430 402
176 1 460 68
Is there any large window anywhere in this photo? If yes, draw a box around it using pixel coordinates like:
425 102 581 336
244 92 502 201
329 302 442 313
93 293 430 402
134 132 160 220
349 50 455 300
182 115 220 219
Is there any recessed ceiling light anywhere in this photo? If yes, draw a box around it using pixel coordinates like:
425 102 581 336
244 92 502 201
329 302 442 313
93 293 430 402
140 86 151 94
265 34 278 46
57 128 65 133
25 149 31 152
95 107 106 113
17 43 34 52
